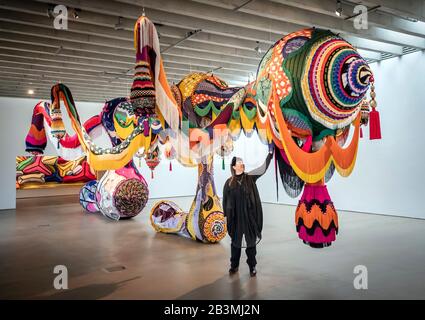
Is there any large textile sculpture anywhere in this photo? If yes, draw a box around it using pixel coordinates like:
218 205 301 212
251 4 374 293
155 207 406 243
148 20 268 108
24 15 381 247
147 25 379 247
147 23 379 247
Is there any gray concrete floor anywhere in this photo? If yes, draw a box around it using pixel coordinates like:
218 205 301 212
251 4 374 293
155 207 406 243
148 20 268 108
0 195 424 300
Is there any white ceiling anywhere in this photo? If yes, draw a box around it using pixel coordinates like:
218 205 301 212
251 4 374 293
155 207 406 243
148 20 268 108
0 0 424 102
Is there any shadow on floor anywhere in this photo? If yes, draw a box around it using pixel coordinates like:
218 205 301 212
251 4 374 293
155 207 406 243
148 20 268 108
176 274 258 300
42 283 120 300
40 276 141 300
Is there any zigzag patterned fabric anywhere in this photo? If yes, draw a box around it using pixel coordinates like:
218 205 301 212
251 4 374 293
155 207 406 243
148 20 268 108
130 61 156 116
295 184 339 248
25 102 50 154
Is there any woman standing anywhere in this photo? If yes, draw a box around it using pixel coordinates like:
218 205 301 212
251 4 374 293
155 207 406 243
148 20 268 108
222 148 274 277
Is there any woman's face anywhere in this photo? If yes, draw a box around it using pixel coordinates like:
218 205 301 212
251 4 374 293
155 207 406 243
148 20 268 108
233 159 245 174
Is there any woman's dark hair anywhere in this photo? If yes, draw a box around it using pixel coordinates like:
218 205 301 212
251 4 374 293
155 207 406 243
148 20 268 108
230 156 237 176
229 156 243 187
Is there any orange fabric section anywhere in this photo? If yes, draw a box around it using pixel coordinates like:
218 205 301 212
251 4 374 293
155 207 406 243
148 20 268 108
295 203 339 230
30 125 47 140
272 91 360 183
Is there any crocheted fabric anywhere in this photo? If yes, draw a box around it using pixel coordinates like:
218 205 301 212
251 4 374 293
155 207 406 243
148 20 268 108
300 32 372 129
295 183 339 248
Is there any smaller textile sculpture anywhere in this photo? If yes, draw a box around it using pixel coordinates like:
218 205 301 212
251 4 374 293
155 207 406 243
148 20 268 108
96 166 149 220
79 166 149 220
16 155 95 187
150 201 191 239
150 156 227 243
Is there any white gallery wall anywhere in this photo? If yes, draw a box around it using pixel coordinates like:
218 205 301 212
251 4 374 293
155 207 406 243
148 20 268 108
0 50 424 219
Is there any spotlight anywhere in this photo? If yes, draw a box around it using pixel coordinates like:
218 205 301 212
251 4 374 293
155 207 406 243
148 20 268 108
28 89 34 95
335 0 343 17
73 8 81 19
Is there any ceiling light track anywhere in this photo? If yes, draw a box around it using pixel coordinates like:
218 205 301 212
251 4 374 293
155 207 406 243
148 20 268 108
161 29 202 54
344 5 381 21
233 0 255 12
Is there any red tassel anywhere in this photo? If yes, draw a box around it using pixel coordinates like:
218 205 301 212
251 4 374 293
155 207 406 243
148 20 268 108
169 161 172 171
369 108 382 140
151 170 154 179
360 126 363 138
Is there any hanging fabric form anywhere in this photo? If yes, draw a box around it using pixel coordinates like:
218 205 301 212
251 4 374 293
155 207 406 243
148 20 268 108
23 84 151 221
250 27 378 248
145 146 160 179
25 101 102 160
295 181 338 248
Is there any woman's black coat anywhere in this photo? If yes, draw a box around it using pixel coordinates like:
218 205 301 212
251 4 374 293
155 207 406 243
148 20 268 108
222 153 273 248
